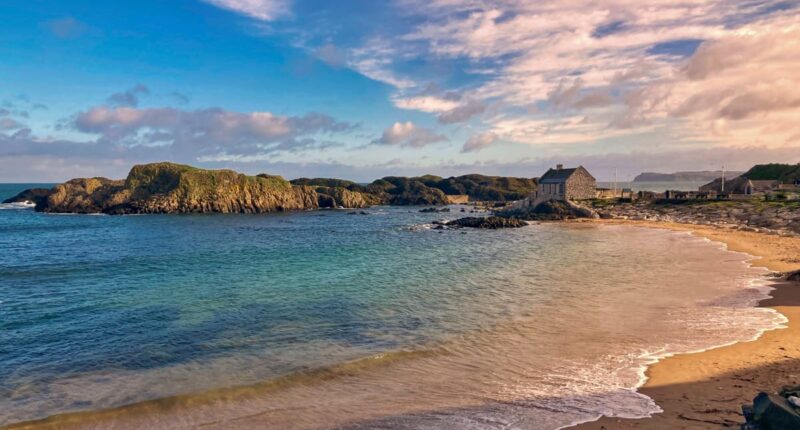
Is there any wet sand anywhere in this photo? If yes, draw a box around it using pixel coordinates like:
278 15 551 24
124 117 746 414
572 220 800 429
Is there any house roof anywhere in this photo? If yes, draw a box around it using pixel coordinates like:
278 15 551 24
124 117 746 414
539 166 595 183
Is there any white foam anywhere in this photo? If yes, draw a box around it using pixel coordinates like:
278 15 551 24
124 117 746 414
0 201 35 210
555 227 789 429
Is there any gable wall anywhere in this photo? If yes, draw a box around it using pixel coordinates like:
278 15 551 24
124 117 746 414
565 169 596 200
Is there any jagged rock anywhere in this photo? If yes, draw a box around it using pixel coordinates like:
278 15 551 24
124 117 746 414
787 270 800 283
314 186 379 208
419 207 451 213
443 216 527 229
43 177 126 213
2 188 53 207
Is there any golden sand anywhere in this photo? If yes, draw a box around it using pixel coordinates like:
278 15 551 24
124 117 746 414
572 220 800 429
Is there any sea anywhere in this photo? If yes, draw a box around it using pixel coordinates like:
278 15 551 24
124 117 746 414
0 183 786 429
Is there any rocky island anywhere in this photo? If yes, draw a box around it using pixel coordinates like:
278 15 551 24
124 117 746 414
3 162 538 215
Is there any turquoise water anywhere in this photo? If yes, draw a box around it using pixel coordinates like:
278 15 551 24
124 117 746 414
0 184 785 429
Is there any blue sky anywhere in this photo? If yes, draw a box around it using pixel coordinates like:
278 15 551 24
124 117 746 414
1 0 799 181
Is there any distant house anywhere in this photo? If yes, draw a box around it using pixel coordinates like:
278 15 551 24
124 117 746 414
536 165 596 201
595 187 636 200
745 180 780 194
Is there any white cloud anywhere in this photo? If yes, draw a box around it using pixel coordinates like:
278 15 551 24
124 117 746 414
202 0 291 21
392 95 460 113
71 105 353 155
372 121 447 148
462 132 497 152
343 0 799 148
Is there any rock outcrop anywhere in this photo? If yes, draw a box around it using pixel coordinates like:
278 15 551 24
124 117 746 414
39 163 320 214
441 216 528 229
43 178 126 213
17 162 542 214
742 386 800 429
587 200 800 236
496 200 599 221
313 186 380 208
2 187 53 207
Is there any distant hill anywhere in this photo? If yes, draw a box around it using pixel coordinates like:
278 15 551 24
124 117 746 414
700 163 800 192
291 174 538 203
741 163 800 182
633 171 743 182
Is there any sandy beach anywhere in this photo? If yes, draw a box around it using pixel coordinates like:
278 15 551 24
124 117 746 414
572 220 800 429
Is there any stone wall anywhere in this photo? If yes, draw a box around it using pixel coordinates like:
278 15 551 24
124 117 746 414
566 167 596 200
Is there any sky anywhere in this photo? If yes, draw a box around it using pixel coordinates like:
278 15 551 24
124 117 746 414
1 0 799 182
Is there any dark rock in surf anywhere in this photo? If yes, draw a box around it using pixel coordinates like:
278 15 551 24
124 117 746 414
496 200 599 221
2 188 52 207
444 216 527 229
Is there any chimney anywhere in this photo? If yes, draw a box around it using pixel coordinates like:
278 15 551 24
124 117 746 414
556 164 563 170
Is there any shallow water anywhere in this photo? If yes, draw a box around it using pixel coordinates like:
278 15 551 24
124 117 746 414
0 184 785 429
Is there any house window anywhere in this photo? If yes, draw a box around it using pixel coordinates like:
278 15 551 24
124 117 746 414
559 183 564 195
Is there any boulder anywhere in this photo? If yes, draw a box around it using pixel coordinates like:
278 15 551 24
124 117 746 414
742 391 800 429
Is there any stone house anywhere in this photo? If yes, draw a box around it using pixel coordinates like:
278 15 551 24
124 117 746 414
536 165 596 202
745 180 780 195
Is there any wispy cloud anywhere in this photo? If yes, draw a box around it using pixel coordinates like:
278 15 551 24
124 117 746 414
107 84 150 108
42 17 89 39
372 121 448 148
201 0 292 21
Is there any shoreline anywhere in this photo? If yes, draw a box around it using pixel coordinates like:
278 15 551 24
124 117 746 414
570 219 800 429
3 217 798 429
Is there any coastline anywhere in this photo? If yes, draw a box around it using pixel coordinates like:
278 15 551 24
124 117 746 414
2 215 799 429
570 219 800 429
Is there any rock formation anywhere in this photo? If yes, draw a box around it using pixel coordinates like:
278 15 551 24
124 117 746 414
2 187 53 206
15 162 540 215
39 163 320 214
496 200 599 221
441 216 528 229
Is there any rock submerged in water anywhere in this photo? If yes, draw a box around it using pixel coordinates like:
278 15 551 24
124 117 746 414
440 216 527 229
419 207 451 213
